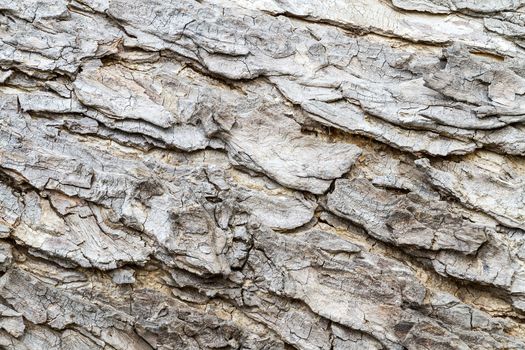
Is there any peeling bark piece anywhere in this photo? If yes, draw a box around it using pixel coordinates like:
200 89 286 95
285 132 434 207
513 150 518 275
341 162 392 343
272 77 479 156
17 92 87 114
424 44 525 116
73 68 175 128
130 285 289 349
246 227 524 349
3 327 106 350
106 0 295 79
161 203 233 276
103 0 525 156
416 153 525 230
484 14 525 39
12 192 152 270
0 304 25 338
0 183 21 237
392 0 525 14
477 124 525 155
0 110 96 190
236 189 316 230
241 290 334 349
226 110 362 194
0 9 122 74
60 329 105 350
249 227 424 346
75 60 364 195
312 100 477 156
0 327 67 350
0 268 152 350
433 237 516 290
132 289 247 349
0 0 69 21
72 61 215 151
219 0 521 55
327 178 488 253
427 290 525 350
331 324 383 350
0 103 231 275
85 110 212 152
0 242 12 272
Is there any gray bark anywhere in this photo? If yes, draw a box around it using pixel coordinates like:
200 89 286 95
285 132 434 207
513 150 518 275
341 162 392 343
1 0 525 349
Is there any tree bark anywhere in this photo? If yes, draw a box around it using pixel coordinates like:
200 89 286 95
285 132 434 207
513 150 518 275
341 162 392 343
1 0 525 349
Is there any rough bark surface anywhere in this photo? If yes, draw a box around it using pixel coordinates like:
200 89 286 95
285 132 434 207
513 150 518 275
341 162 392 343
1 0 525 349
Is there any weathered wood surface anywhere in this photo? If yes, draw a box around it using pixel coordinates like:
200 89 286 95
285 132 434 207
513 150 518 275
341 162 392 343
1 0 525 349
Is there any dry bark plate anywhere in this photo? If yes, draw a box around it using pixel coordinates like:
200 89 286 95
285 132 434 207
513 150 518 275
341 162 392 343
1 0 525 349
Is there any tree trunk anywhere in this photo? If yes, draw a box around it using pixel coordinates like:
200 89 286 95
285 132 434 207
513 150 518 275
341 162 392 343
1 0 525 349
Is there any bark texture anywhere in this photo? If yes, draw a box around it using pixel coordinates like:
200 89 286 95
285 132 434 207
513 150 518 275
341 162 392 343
1 0 525 349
